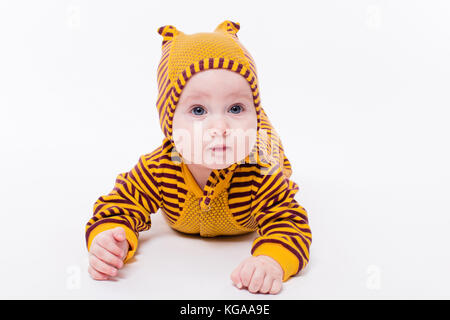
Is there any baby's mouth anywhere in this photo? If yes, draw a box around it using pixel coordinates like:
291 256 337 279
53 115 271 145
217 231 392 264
208 144 231 152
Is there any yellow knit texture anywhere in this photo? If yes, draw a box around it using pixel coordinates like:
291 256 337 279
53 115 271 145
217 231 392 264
168 32 248 86
168 188 257 237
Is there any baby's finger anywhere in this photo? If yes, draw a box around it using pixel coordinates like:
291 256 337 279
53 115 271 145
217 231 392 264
112 226 126 242
88 265 110 281
117 240 130 260
230 260 246 288
239 262 255 288
90 244 124 269
248 268 265 294
96 235 125 258
89 253 118 277
259 275 274 294
269 279 282 294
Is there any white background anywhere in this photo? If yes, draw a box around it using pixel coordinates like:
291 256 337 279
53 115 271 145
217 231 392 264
1 0 449 299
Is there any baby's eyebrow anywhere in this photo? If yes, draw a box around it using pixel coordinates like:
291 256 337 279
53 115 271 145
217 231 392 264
183 91 252 102
227 91 253 100
184 92 210 100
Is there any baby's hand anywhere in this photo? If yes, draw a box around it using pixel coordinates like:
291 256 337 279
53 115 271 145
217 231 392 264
230 255 283 294
88 226 129 280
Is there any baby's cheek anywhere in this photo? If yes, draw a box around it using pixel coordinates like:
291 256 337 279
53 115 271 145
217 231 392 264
232 129 256 159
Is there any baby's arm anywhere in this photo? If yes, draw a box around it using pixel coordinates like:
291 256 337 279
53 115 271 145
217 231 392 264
85 154 162 280
231 165 312 294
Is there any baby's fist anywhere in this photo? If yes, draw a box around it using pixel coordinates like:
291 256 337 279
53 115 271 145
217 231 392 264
230 255 283 294
88 226 130 280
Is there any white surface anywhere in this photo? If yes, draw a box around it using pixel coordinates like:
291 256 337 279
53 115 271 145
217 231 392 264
1 0 450 299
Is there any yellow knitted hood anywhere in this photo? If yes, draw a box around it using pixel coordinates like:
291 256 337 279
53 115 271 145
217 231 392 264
155 20 292 207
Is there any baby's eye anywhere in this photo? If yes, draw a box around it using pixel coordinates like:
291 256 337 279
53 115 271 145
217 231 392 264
191 106 206 116
229 104 244 114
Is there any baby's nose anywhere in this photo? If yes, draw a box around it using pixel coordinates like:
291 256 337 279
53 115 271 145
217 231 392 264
208 117 231 136
209 127 231 137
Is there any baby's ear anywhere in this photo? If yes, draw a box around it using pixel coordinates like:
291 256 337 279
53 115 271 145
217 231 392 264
157 25 180 45
214 20 240 38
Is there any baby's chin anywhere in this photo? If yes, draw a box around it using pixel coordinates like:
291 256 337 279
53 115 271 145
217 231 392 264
187 156 243 170
198 156 236 170
176 148 249 169
202 162 234 170
201 150 249 169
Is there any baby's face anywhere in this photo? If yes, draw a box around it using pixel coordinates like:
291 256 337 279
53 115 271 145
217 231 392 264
172 69 257 169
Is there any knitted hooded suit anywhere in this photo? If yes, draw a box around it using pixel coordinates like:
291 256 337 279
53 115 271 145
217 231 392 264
85 20 312 282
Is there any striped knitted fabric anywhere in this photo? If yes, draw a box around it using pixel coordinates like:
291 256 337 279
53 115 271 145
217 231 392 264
85 20 312 282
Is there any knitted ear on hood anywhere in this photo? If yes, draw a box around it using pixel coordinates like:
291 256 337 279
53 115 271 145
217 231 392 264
214 20 240 37
157 25 182 45
154 20 292 177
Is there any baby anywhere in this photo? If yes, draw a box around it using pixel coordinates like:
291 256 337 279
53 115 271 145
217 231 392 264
85 20 312 295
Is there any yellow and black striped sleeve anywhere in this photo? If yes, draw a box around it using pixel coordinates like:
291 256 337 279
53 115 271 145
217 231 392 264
85 154 162 263
250 165 312 282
